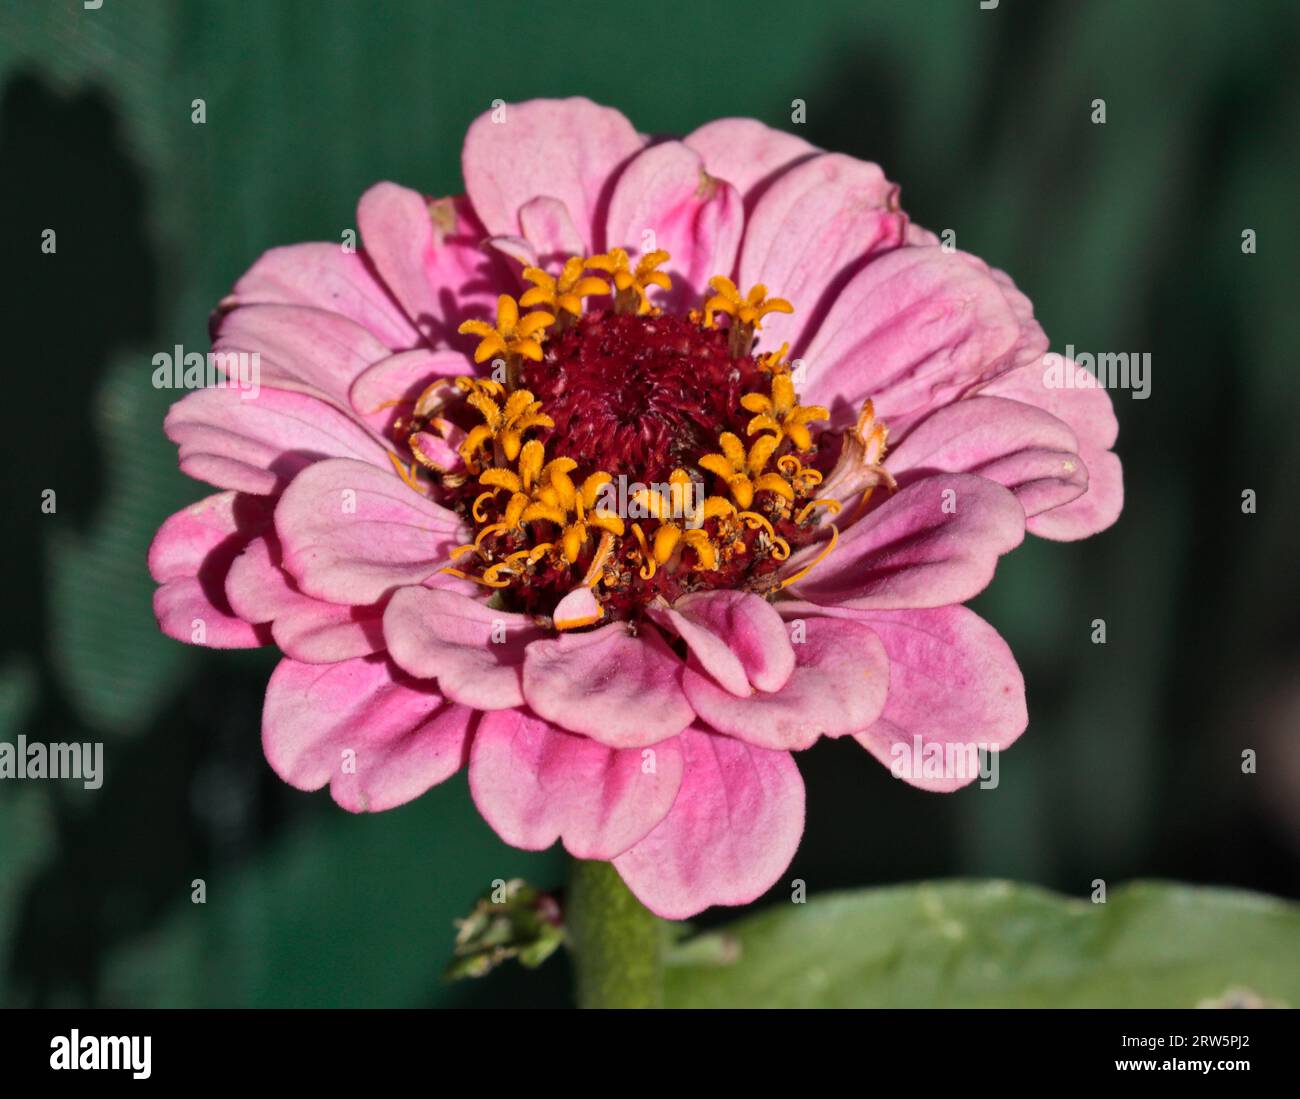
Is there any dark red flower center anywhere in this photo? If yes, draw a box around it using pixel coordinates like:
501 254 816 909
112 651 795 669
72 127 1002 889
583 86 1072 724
523 311 767 483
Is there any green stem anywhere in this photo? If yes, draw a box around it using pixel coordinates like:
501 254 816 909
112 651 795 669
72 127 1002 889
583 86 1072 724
566 859 664 1008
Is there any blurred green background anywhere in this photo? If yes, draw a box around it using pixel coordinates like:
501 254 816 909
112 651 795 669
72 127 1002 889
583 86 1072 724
1 0 1298 1007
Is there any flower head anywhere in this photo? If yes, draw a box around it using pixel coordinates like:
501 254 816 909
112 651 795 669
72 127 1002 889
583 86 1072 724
151 98 1121 920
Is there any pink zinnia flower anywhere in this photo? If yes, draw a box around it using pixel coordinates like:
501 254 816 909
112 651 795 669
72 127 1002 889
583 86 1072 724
149 98 1121 919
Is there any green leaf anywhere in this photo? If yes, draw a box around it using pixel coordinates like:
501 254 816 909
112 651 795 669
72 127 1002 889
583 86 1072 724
665 881 1300 1008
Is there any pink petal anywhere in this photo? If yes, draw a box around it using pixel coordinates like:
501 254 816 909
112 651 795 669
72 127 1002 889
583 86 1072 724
604 141 744 307
980 354 1119 450
148 491 274 648
737 153 906 353
521 623 693 748
552 585 604 631
462 97 643 249
165 385 391 496
348 348 474 435
484 234 538 270
613 728 805 919
226 241 420 350
647 589 794 697
275 457 465 604
262 655 472 813
831 605 1027 792
212 303 393 417
225 535 384 663
889 396 1088 518
382 586 540 710
469 709 684 860
684 117 818 213
517 195 586 268
786 473 1025 610
978 355 1123 540
1025 448 1123 541
683 613 888 750
356 184 504 349
798 247 1021 420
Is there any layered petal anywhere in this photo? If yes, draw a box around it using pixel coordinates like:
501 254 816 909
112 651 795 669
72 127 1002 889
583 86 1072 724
604 141 744 306
469 709 683 860
978 354 1123 539
382 585 541 710
262 655 472 812
225 241 420 349
521 622 693 747
786 473 1025 610
683 613 888 750
798 247 1021 420
684 117 818 212
647 589 795 697
462 97 643 249
148 491 273 648
348 348 475 435
889 395 1088 518
211 303 393 417
275 457 465 603
356 184 503 349
613 728 804 919
516 195 586 269
737 153 906 353
225 534 384 663
778 603 1026 792
165 385 391 495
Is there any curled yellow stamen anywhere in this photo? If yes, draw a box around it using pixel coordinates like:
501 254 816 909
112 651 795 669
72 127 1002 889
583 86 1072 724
737 510 775 538
479 562 516 588
630 522 656 580
388 451 424 493
582 531 617 587
471 490 499 523
757 343 791 374
795 497 843 524
474 522 508 549
779 524 839 588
